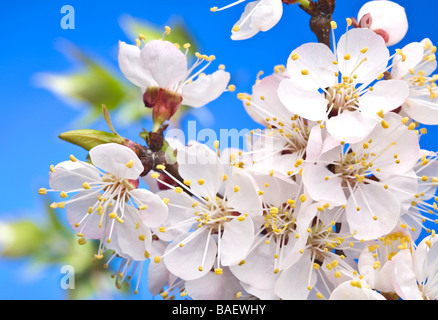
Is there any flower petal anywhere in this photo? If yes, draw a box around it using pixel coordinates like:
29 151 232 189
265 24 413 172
181 70 230 108
118 41 154 90
89 143 143 180
140 39 187 89
129 188 168 228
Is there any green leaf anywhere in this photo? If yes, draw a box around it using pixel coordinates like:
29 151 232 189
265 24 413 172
0 221 44 257
59 129 126 151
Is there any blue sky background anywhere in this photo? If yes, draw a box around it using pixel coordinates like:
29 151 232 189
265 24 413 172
1 0 437 300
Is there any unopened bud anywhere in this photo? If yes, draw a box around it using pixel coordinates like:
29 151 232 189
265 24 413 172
357 0 408 47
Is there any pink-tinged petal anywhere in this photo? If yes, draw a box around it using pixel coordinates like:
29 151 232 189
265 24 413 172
393 250 423 300
383 171 418 212
403 96 438 125
229 240 278 290
302 164 347 206
118 41 154 90
176 143 224 200
66 191 103 239
337 28 389 84
220 217 254 266
326 110 376 143
89 143 143 180
274 251 316 300
286 42 338 91
225 168 263 216
241 282 279 300
391 42 425 80
129 189 168 228
306 125 324 163
181 70 230 108
185 267 244 300
329 281 386 300
49 160 102 192
140 39 187 89
278 78 328 121
107 205 152 261
163 228 217 281
358 80 409 117
346 183 400 241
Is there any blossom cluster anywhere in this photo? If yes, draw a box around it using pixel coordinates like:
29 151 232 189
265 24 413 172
40 1 438 300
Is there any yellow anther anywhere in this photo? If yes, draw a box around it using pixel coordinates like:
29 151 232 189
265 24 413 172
108 212 118 219
299 194 307 203
377 73 384 80
174 187 183 194
344 54 351 60
164 26 171 35
154 256 161 264
162 198 170 205
159 227 166 233
291 53 299 60
210 6 218 12
301 69 309 76
38 188 47 195
125 160 134 168
60 191 68 198
330 21 337 29
214 268 223 275
228 84 236 92
139 205 148 210
232 25 240 32
381 120 389 129
69 155 78 162
234 185 240 192
151 172 160 179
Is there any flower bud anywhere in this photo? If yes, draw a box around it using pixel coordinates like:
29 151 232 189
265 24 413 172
357 0 408 47
143 87 183 132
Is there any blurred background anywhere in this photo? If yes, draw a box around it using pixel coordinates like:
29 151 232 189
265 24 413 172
0 0 436 299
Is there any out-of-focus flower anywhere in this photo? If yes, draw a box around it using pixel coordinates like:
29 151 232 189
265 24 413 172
356 0 408 47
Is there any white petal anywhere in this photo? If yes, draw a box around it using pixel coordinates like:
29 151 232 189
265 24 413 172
147 240 170 296
326 110 376 143
49 160 101 192
403 95 438 125
346 183 401 241
393 250 423 300
231 1 261 40
107 205 152 261
176 143 224 200
66 191 103 239
286 42 337 91
391 42 425 80
274 251 316 300
163 228 217 281
129 188 168 228
89 143 143 180
329 281 386 300
140 39 187 89
185 267 243 300
220 217 254 266
181 70 230 108
278 78 328 121
229 240 278 290
118 41 154 90
358 80 409 117
225 168 263 216
250 0 283 32
337 28 389 84
302 164 347 206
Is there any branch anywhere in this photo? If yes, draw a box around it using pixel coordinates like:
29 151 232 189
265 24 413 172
300 0 336 48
